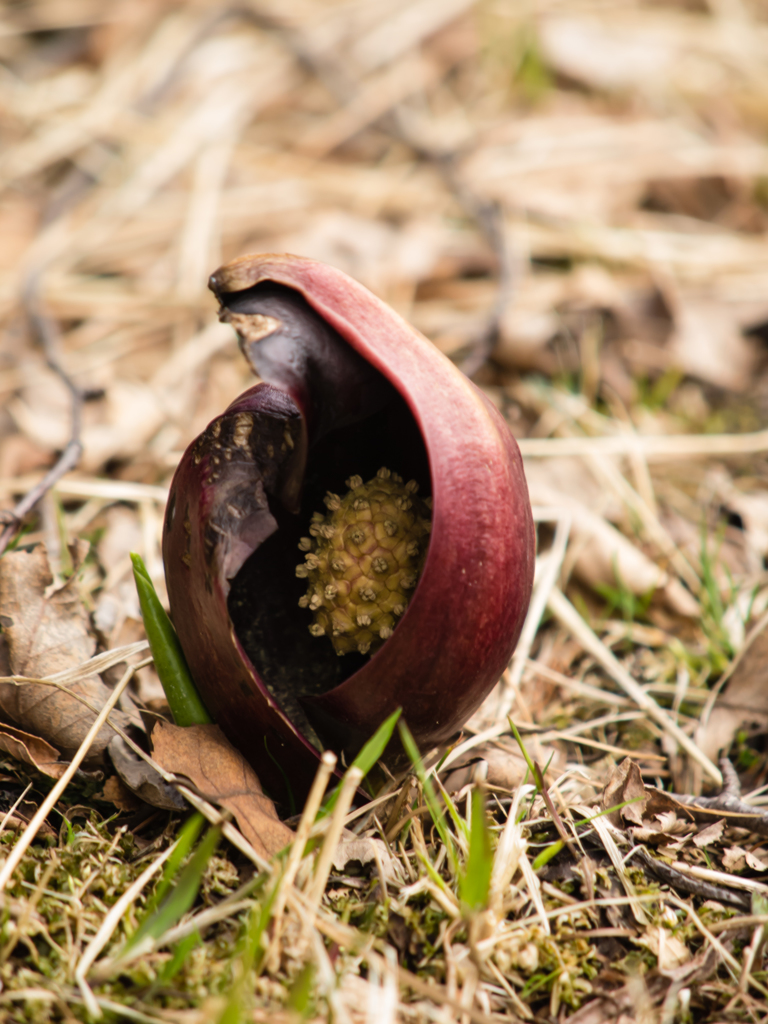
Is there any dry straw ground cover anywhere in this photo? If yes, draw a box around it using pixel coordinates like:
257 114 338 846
2 0 768 1020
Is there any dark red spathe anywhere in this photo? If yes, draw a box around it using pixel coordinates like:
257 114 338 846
163 254 535 804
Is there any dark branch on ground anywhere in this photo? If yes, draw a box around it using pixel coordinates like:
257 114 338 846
667 759 768 838
631 847 751 910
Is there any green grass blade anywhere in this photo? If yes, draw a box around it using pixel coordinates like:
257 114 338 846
145 813 205 918
416 848 454 897
152 931 201 991
460 788 493 912
126 822 221 950
532 839 564 871
217 880 280 1024
752 892 768 939
398 720 457 875
508 718 542 788
320 708 401 817
529 801 645 871
435 776 468 844
287 962 315 1018
131 552 212 726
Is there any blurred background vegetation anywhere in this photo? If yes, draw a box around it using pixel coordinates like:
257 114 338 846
4 1 768 1019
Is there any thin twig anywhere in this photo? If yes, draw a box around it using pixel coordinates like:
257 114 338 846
0 274 84 556
709 914 768 936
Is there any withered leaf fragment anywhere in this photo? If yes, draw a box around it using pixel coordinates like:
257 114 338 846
0 545 140 761
151 722 294 858
163 255 535 805
0 722 65 779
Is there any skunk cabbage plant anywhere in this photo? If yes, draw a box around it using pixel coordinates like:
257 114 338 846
162 254 535 805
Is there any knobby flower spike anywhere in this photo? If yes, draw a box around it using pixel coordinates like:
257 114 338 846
162 254 535 805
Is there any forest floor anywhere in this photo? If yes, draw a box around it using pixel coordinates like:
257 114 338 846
2 0 768 1020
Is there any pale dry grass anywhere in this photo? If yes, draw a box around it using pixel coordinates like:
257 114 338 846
2 0 768 1020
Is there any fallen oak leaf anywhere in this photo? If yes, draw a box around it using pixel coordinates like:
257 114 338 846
0 722 65 779
604 758 700 826
0 545 140 760
658 800 768 837
603 759 701 845
604 759 768 849
151 721 294 858
647 808 692 838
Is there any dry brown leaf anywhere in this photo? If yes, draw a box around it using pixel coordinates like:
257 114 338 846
98 775 144 813
650 809 690 836
636 925 691 972
151 721 294 858
603 761 766 852
108 735 186 811
0 545 139 760
538 14 677 94
0 722 65 779
664 283 760 392
442 741 564 794
630 817 692 843
698 616 768 760
0 796 57 837
603 759 703 841
722 846 747 872
602 758 647 827
745 849 768 872
640 788 694 826
631 827 677 844
692 819 725 848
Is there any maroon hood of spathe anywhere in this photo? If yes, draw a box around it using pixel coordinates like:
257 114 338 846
163 253 535 805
